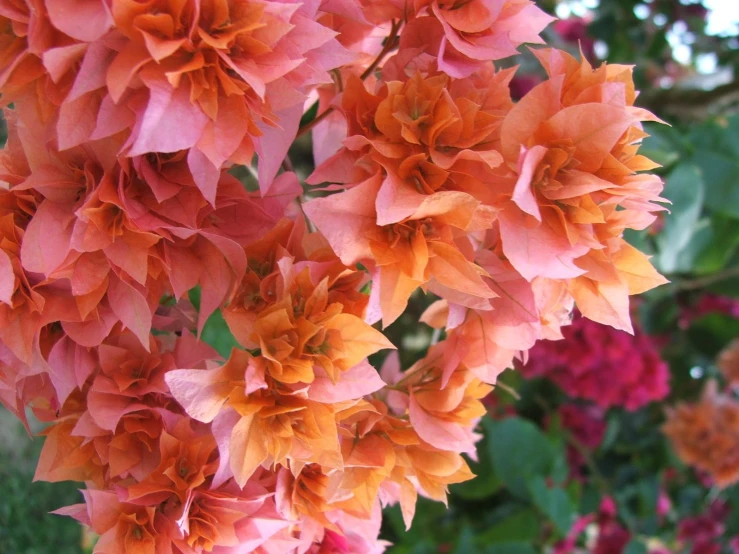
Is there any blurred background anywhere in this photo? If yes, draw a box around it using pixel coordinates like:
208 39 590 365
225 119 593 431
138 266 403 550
2 0 739 553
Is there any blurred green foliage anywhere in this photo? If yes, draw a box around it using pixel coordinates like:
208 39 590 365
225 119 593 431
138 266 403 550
0 416 83 554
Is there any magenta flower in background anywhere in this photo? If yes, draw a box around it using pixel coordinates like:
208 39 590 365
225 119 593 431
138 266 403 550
521 316 670 411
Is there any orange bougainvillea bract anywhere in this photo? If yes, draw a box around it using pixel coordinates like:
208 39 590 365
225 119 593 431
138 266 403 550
0 0 667 551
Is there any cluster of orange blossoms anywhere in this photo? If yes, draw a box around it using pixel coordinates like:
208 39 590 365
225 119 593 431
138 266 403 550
0 0 667 552
664 341 739 489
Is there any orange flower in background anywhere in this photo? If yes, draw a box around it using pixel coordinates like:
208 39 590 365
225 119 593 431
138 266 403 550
719 339 739 386
663 382 739 488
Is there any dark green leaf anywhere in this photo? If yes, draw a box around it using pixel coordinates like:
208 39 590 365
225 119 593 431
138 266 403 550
201 309 240 358
477 509 540 543
488 417 556 499
484 543 537 554
655 164 704 273
528 477 575 536
623 539 648 554
689 115 739 218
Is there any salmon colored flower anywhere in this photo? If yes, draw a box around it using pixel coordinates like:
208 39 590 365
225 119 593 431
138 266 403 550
495 50 668 331
719 339 739 386
0 187 44 364
222 218 389 384
0 0 670 548
396 342 492 454
305 172 495 327
125 421 218 508
663 382 739 488
35 0 348 193
57 489 174 554
176 479 288 552
34 390 107 486
0 0 88 118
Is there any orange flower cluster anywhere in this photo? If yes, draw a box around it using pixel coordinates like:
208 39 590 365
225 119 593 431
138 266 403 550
307 48 666 384
664 382 739 488
719 339 739 386
166 224 486 530
0 0 666 552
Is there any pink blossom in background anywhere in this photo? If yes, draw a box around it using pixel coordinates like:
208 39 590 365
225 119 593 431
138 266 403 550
521 316 670 410
553 17 596 61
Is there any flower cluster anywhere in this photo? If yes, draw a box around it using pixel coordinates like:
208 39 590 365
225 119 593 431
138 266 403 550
554 496 630 554
719 339 739 386
0 0 667 551
521 315 670 410
664 380 739 489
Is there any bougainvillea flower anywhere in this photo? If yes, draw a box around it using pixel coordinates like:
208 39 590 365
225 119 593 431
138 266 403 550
42 0 350 193
521 314 669 410
333 398 474 528
493 50 668 330
0 0 89 119
309 69 512 200
305 173 495 326
221 222 392 384
0 0 671 548
664 382 739 488
175 480 286 553
57 489 174 554
382 1 553 78
125 423 218 507
34 390 107 486
719 339 739 386
167 343 389 488
85 331 174 431
404 343 492 454
0 189 44 364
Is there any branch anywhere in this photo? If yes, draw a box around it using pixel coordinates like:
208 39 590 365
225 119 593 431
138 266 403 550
640 79 739 120
674 266 739 291
296 20 402 139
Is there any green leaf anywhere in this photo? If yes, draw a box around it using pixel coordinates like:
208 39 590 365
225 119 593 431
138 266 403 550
691 213 739 274
600 413 621 452
623 539 648 554
655 164 704 273
640 123 684 167
477 509 540 543
687 313 739 357
453 526 475 554
689 115 739 218
528 477 575 536
485 543 537 554
488 417 556 499
201 309 240 358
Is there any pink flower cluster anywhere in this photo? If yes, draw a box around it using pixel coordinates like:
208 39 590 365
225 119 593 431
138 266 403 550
521 316 670 410
0 0 669 552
